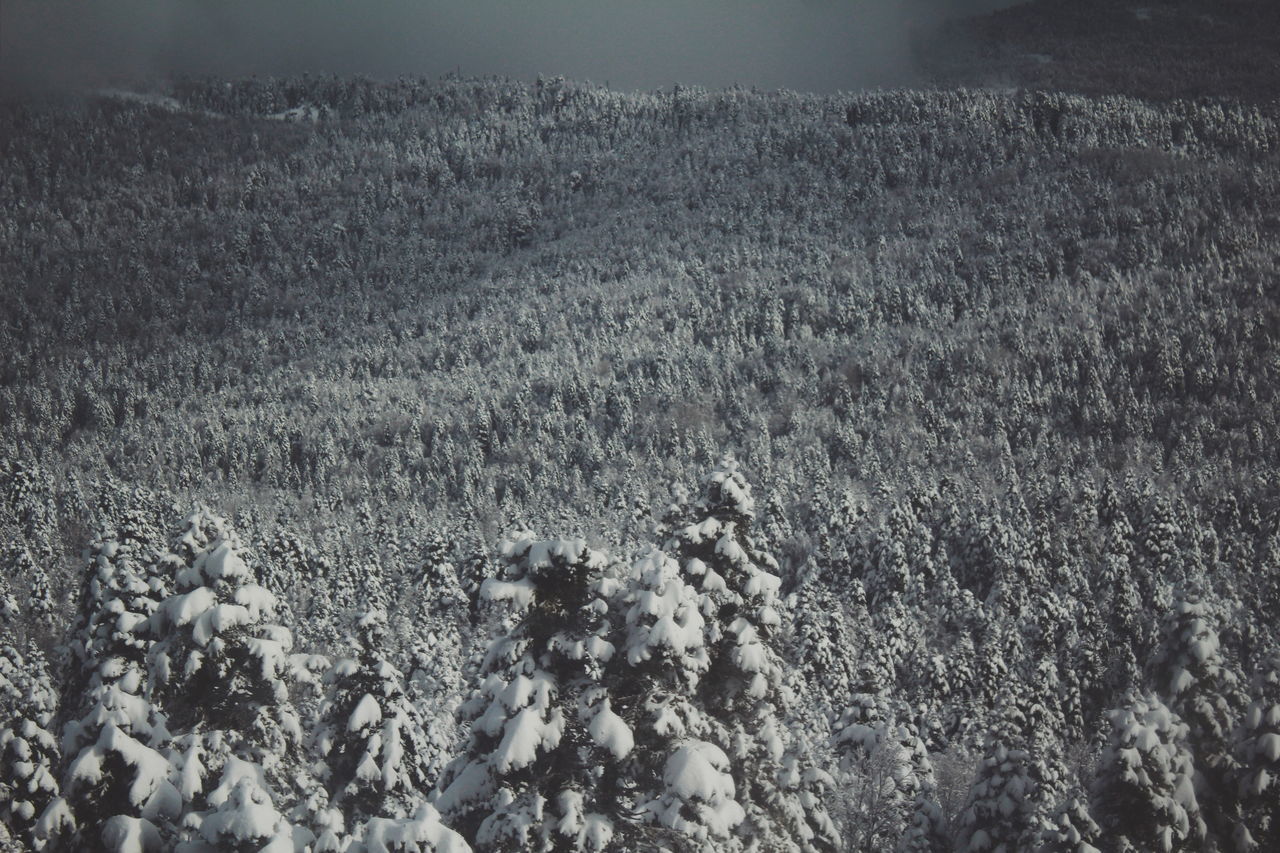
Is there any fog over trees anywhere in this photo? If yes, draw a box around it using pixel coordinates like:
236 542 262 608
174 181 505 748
0 0 1020 95
2 0 1279 851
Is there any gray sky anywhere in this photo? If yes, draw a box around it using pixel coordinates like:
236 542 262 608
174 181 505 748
0 0 1019 95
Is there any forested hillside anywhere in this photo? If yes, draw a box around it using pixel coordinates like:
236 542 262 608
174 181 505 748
2 28 1280 853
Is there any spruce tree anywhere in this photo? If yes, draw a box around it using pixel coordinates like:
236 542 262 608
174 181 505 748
436 535 627 851
6 543 55 631
663 458 839 852
41 529 176 849
1147 587 1249 849
1090 691 1205 853
617 546 743 850
314 609 438 830
0 644 61 850
1035 785 1102 853
954 699 1064 853
0 576 17 629
348 802 470 852
147 507 304 850
1234 651 1280 851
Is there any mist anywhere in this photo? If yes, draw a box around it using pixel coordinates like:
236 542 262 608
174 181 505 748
1 0 1019 96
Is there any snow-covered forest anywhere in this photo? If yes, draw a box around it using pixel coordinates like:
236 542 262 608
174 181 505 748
2 1 1280 850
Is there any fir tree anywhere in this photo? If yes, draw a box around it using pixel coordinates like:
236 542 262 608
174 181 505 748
436 535 627 852
1147 588 1247 848
0 644 61 850
314 609 438 829
40 530 176 849
664 458 839 852
1090 692 1205 853
954 699 1063 853
0 576 18 629
1035 785 1102 853
147 507 304 850
6 543 55 631
1234 651 1280 851
616 546 741 850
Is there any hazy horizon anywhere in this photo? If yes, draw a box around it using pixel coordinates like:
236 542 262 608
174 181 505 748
0 0 1020 96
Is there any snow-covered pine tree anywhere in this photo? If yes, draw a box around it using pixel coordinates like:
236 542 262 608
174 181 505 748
313 609 438 833
1147 588 1243 845
147 507 305 851
954 698 1063 853
405 529 470 784
5 542 55 631
347 801 471 853
111 486 166 561
1090 691 1205 853
615 545 743 850
418 531 466 610
0 644 60 850
40 528 177 849
262 525 311 621
405 632 467 790
436 535 628 852
1035 784 1101 853
664 457 839 852
1234 650 1280 851
0 646 23 718
0 575 18 629
785 559 858 714
896 735 950 853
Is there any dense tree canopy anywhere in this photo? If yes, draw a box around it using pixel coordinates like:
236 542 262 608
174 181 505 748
2 4 1280 846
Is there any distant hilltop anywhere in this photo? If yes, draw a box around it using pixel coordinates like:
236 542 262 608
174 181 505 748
919 0 1280 103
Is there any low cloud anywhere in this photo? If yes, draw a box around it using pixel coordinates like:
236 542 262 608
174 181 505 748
1 0 1019 96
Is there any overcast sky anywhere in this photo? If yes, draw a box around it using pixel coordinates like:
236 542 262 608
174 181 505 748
0 0 1019 95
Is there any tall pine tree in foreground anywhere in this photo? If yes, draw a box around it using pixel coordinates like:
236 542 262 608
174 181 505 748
313 609 437 834
0 644 61 850
663 458 839 853
1234 650 1280 851
1090 691 1205 853
39 529 176 850
617 545 744 850
436 535 626 851
954 697 1064 853
1147 588 1243 846
147 508 305 851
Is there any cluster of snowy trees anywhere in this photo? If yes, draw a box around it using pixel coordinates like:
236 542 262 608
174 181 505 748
1 56 1278 853
0 502 466 852
4 458 1280 851
0 460 831 852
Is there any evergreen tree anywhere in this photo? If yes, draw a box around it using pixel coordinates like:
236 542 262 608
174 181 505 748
1147 588 1244 848
0 644 60 850
436 535 627 851
147 507 304 850
348 801 470 852
954 699 1063 853
664 458 839 852
314 609 438 830
1035 785 1102 853
0 576 18 629
6 543 55 631
1234 651 1280 851
785 561 857 709
616 545 742 850
40 529 176 849
1090 692 1205 853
